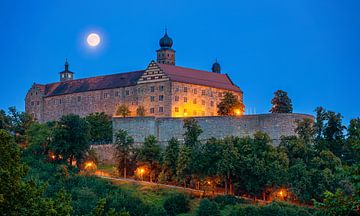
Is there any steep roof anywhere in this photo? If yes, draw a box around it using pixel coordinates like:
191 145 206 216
43 70 144 97
156 63 242 92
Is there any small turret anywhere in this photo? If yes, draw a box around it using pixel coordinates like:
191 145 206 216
60 59 74 82
212 59 221 73
156 28 176 65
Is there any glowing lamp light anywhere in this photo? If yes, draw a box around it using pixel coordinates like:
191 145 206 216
234 109 241 116
84 161 96 171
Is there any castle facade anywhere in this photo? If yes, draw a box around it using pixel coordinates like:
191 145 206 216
25 31 244 122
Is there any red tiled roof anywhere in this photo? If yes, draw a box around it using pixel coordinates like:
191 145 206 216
157 63 242 92
43 70 144 97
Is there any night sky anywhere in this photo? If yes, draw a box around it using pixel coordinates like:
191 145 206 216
1 0 359 125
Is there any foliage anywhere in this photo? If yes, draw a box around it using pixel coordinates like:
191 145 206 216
269 90 293 113
163 193 190 216
50 114 90 166
116 105 130 117
136 106 146 117
26 122 52 156
114 129 135 178
85 112 112 144
196 198 220 216
217 92 244 116
162 137 180 181
137 135 162 182
176 145 192 186
183 118 203 147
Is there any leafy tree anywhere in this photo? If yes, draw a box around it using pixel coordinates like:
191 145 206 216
314 107 327 140
162 138 180 181
216 137 239 194
0 129 73 215
196 199 220 216
7 106 34 144
176 145 192 187
26 122 52 156
116 105 130 117
295 118 315 145
136 106 146 117
114 129 134 178
183 118 203 147
163 193 190 216
137 135 162 182
269 90 293 113
0 109 11 131
217 92 244 116
51 114 90 166
85 112 112 144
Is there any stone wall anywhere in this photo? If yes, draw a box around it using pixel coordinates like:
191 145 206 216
91 144 117 165
113 113 314 146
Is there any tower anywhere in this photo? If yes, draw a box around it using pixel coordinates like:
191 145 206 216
212 59 221 73
60 59 74 82
156 29 175 65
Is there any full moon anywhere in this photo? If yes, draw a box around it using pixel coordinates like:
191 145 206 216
87 33 101 47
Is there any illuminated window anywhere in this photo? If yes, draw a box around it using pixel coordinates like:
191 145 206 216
159 107 164 112
150 108 155 113
175 96 179 101
175 107 179 112
193 111 197 115
159 95 164 101
150 96 155 102
184 87 188 92
201 100 205 105
194 89 197 94
202 111 205 116
193 99 197 104
184 97 188 102
202 90 206 95
218 92 222 97
160 86 164 91
150 86 155 92
184 108 187 113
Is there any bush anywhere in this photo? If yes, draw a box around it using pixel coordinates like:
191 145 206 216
196 199 220 216
163 193 190 216
213 195 245 207
228 205 260 216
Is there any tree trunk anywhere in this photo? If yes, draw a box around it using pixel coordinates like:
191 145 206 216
229 178 234 195
123 157 127 178
224 179 229 194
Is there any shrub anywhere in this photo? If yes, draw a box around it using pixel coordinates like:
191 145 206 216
196 199 220 216
163 193 190 216
213 195 245 207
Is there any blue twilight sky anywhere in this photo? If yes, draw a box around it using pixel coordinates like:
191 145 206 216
1 0 359 125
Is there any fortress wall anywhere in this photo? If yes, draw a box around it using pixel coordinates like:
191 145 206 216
112 113 314 146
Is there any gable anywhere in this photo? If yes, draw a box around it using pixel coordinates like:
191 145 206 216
137 61 170 84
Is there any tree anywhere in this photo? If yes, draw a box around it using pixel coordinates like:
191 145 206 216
183 118 203 147
217 92 244 116
295 118 315 145
196 199 220 216
116 105 130 117
114 129 134 178
176 145 192 187
26 122 52 156
7 106 34 144
162 138 180 181
269 90 293 113
137 135 162 182
85 112 112 144
0 109 11 131
163 193 190 216
0 129 73 215
314 107 327 140
51 114 90 166
136 106 146 117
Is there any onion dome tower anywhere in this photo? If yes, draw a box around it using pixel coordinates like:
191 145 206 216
212 59 221 73
60 59 74 82
156 28 175 65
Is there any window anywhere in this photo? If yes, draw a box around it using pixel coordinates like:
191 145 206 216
202 111 205 116
115 91 119 97
36 101 40 105
159 95 164 101
150 86 155 92
175 107 179 112
193 111 197 115
184 87 188 92
194 89 197 94
103 93 109 99
201 100 205 105
218 92 222 97
193 99 197 104
31 101 34 106
78 96 81 102
150 96 155 102
210 101 214 107
159 107 164 112
125 90 129 96
159 86 164 91
184 97 187 102
184 109 187 114
175 96 179 101
150 108 155 113
202 90 206 95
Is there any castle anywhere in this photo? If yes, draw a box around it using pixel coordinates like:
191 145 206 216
25 30 244 122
